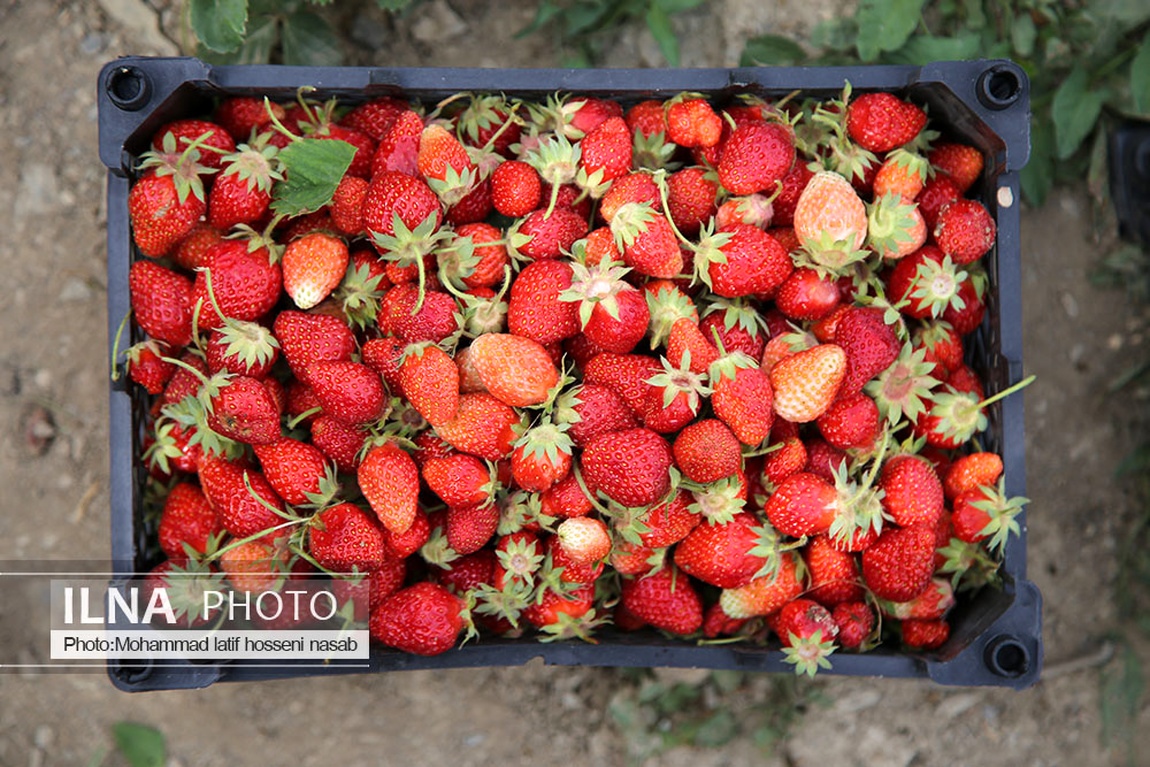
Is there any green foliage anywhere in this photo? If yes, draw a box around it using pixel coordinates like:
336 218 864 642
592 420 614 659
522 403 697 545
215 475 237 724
740 0 1150 208
606 669 823 763
1100 639 1145 765
111 722 166 767
517 0 707 67
272 138 357 216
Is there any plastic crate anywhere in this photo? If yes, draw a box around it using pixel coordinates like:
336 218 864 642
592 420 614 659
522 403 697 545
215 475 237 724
99 56 1040 691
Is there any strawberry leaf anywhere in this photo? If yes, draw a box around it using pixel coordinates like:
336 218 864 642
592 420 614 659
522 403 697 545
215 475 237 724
272 138 356 216
1051 67 1108 160
190 0 248 54
854 0 925 62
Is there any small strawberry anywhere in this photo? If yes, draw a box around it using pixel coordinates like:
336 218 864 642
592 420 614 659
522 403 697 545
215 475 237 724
126 340 177 394
581 427 673 508
667 319 719 375
776 598 839 677
816 392 880 450
282 232 349 310
253 438 330 507
220 537 290 594
191 239 283 331
272 310 356 383
608 203 684 279
508 207 588 262
511 420 574 491
364 171 449 296
832 601 875 649
310 415 366 474
917 174 962 229
708 350 774 447
620 566 704 636
674 512 779 589
309 503 386 573
667 97 722 148
951 480 1027 554
672 419 742 484
860 524 936 602
358 443 420 534
340 96 408 140
370 581 471 656
424 453 496 509
665 166 719 237
578 116 632 196
197 453 286 539
507 259 580 345
216 96 285 142
600 172 660 223
765 472 838 537
775 267 841 321
467 333 560 407
491 160 542 218
901 618 950 649
912 319 964 375
205 375 282 445
878 454 944 527
306 361 386 426
833 306 901 396
207 139 281 230
694 223 793 298
879 577 955 621
770 344 847 423
553 384 637 448
866 194 928 260
928 142 983 193
717 550 805 617
158 482 222 560
151 119 235 171
718 120 795 195
435 392 520 461
943 452 1003 501
398 344 460 428
887 245 968 320
847 92 927 152
804 535 864 606
933 199 996 264
560 260 650 353
872 149 930 201
129 261 195 348
556 516 611 564
446 502 500 555
371 108 423 177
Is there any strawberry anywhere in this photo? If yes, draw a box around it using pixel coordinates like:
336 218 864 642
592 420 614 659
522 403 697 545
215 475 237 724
172 222 225 271
582 352 660 418
161 350 209 406
539 472 593 520
703 603 750 638
610 539 661 576
509 207 588 262
399 344 460 428
912 319 964 375
625 100 669 138
207 141 280 230
886 245 967 320
833 307 901 396
941 277 986 335
578 116 632 195
699 304 766 360
455 93 521 156
609 204 683 279
581 427 672 507
694 223 793 298
642 356 710 434
309 503 386 573
192 240 282 331
668 98 722 148
717 550 805 617
880 577 955 621
523 584 595 632
637 490 700 547
330 175 369 236
600 172 660 223
878 454 944 527
220 537 290 594
943 452 1003 501
197 454 286 539
555 384 635 453
709 352 774 446
775 267 841 321
363 171 448 287
917 174 962 230
511 420 574 491
716 194 774 230
765 472 837 537
620 566 704 635
506 259 580 345
793 171 868 273
561 263 650 353
860 524 936 602
370 581 470 656
770 161 814 227
928 142 983 193
762 434 807 490
847 92 927 152
556 516 611 564
872 149 930 201
776 598 839 676
466 333 559 407
433 549 497 597
272 310 355 382
667 319 719 375
832 601 874 649
359 443 420 534
423 453 495 509
901 618 950 649
866 193 928 260
129 142 210 258
126 341 177 394
151 119 235 171
674 512 776 589
816 392 880 450
951 481 1026 554
282 232 349 310
804 535 864 606
306 361 386 426
370 108 423 177
446 502 500 555
340 96 407 140
158 482 222 560
205 375 282 445
216 97 284 142
381 285 460 344
491 160 542 218
204 318 279 379
129 260 195 347
770 344 847 423
253 437 329 507
718 121 795 195
665 167 719 237
672 419 742 484
933 199 996 264
435 392 520 461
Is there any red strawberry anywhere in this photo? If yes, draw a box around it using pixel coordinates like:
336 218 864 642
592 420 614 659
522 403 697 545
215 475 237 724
192 240 282 330
331 175 368 236
674 512 775 589
129 160 208 258
928 142 983 193
272 310 356 382
557 384 638 447
872 149 930 201
951 482 1026 554
609 204 683 279
581 427 672 507
718 121 795 195
668 98 722 148
941 277 986 336
816 392 880 450
765 472 837 537
363 171 447 279
126 341 177 395
446 503 500 556
158 482 222 560
582 353 660 418
709 354 775 446
370 581 469 656
161 350 209 406
913 319 964 375
579 116 632 193
770 344 847 423
667 319 719 375
309 415 365 474
358 443 420 534
151 119 235 171
695 223 793 298
129 261 195 347
832 601 875 649
491 160 542 218
880 577 955 621
933 199 996 264
833 307 901 396
540 472 594 520
370 109 423 176
424 453 495 509
561 262 650 353
399 344 460 427
879 454 944 527
717 550 805 616
309 503 385 573
507 259 580 345
340 96 407 140
861 525 936 602
197 454 285 539
805 535 864 606
435 392 520 461
253 438 328 507
509 207 588 262
775 267 841 321
625 100 669 138
207 142 279 229
847 92 927 152
665 167 719 237
621 566 704 636
467 333 559 407
523 584 595 631
204 318 279 379
917 175 962 230
600 172 660 223
776 598 839 676
172 222 225 271
220 537 290 594
637 490 700 548
672 419 741 484
381 286 460 344
901 618 950 649
944 452 1003 501
306 361 385 425
282 232 349 310
216 97 284 142
206 375 282 445
511 420 574 491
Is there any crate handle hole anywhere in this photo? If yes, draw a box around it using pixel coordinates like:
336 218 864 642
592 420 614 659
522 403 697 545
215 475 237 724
985 635 1029 677
110 657 154 685
106 66 152 112
977 65 1023 111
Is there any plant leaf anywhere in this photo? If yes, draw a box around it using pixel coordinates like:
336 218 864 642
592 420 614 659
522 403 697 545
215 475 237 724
882 32 981 64
198 12 278 65
282 10 342 66
740 34 807 66
377 0 414 9
1010 12 1037 57
645 4 680 66
516 1 561 38
1020 116 1054 207
112 722 166 767
855 0 927 62
1132 32 1150 116
655 0 706 12
272 138 356 216
189 0 248 53
1051 66 1108 159
1099 641 1144 756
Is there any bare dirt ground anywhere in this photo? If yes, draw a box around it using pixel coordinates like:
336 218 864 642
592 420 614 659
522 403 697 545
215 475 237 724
0 0 1147 764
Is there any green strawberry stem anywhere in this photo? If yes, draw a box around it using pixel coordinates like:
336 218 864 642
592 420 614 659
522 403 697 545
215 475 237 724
286 407 323 430
202 516 304 564
110 310 131 382
570 463 616 518
977 374 1035 410
263 96 303 145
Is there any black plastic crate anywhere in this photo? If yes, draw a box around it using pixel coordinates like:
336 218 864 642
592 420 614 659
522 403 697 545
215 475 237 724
99 56 1040 691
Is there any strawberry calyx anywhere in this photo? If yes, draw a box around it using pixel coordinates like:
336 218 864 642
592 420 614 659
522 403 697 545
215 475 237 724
936 537 1003 591
684 475 746 526
336 259 388 330
559 258 632 329
436 230 484 290
864 343 941 427
648 354 712 414
782 628 837 677
525 94 591 140
226 222 285 264
537 606 606 643
473 580 533 628
645 283 700 349
866 193 920 259
522 132 581 217
910 254 968 318
702 297 769 341
219 135 283 195
687 220 736 291
608 201 659 255
420 521 462 570
496 489 554 536
826 436 890 548
513 418 574 466
796 229 872 278
138 130 216 205
961 479 1028 555
631 129 678 172
496 536 546 587
372 211 452 312
925 374 1034 447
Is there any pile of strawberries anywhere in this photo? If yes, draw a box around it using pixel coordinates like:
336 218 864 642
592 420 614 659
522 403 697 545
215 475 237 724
120 82 1029 674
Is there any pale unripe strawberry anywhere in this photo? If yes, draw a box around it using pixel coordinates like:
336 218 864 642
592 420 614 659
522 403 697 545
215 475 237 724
556 517 611 564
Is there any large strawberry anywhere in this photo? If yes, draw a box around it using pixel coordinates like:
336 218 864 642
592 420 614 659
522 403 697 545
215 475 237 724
860 525 936 602
770 344 847 423
468 333 560 407
129 261 195 347
128 135 210 257
435 393 520 461
694 223 793 298
620 566 703 635
673 512 777 589
272 310 356 383
847 92 927 152
306 361 386 426
309 503 386 573
282 232 349 310
358 443 420 534
580 427 672 507
507 259 580 345
253 437 329 507
399 344 460 428
370 582 470 656
158 482 222 560
672 419 741 484
191 239 282 331
718 121 795 195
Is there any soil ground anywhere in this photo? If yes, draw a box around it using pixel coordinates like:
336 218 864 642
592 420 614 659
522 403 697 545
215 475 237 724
0 1 1148 765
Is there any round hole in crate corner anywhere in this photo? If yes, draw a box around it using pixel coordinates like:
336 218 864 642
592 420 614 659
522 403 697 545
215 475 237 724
106 65 152 111
984 635 1030 678
109 657 155 686
977 65 1024 111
